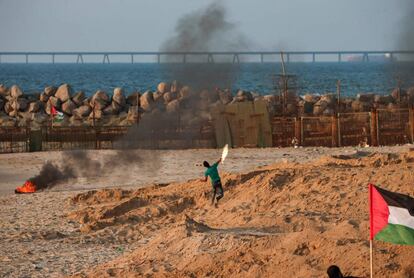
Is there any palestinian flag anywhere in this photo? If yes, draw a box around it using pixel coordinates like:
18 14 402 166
369 184 414 245
51 105 64 123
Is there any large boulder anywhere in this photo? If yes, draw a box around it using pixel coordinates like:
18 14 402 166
39 92 50 103
235 90 253 102
55 84 73 102
0 84 8 98
126 92 140 106
374 95 394 105
163 92 177 103
313 100 328 115
73 105 91 118
170 80 181 94
61 99 77 115
28 101 43 113
357 93 375 103
31 112 48 124
72 91 86 106
4 101 13 114
218 89 232 104
111 101 123 114
153 91 164 102
113 87 126 107
320 94 336 106
391 88 407 101
88 108 103 120
127 106 138 123
103 105 115 115
166 99 180 113
44 86 57 97
303 94 319 103
140 91 154 112
179 86 192 100
157 82 170 94
10 85 23 99
91 90 110 110
48 96 61 109
11 98 29 111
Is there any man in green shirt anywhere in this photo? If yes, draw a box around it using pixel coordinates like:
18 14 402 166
201 158 223 206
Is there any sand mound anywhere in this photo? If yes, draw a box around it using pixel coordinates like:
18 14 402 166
67 151 414 277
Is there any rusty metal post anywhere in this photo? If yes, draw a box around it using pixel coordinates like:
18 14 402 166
337 114 342 147
332 115 339 147
409 107 414 143
370 109 378 146
336 80 341 114
300 117 304 146
294 117 301 146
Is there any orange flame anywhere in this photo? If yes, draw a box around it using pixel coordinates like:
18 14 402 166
15 181 37 194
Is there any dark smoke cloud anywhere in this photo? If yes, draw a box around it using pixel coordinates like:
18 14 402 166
29 162 75 190
399 1 414 51
160 1 251 91
28 126 161 191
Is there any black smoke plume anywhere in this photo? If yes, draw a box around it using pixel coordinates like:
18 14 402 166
399 1 414 51
29 162 75 190
160 1 251 90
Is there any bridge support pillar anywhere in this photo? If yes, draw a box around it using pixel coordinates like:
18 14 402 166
157 54 161 64
103 54 110 64
52 54 55 64
338 53 342 62
183 54 186 63
260 54 264 63
232 54 240 64
363 53 369 62
286 53 290 63
131 54 134 64
312 53 316 62
25 54 29 64
207 54 214 63
76 54 84 64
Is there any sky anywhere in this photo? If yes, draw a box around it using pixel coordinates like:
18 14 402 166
0 0 409 52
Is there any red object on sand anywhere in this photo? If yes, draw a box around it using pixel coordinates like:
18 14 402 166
15 181 37 194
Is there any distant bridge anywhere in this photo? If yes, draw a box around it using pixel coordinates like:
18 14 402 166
0 51 413 64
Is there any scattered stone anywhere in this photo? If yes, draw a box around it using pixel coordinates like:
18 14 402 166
61 99 77 115
157 82 170 94
113 88 126 107
72 91 86 106
11 98 29 111
166 99 180 113
48 96 61 109
55 84 73 102
73 105 91 118
126 92 140 106
140 91 154 112
0 84 8 97
39 92 50 103
44 86 57 96
28 101 43 113
10 85 23 98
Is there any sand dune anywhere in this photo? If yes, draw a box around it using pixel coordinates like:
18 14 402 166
1 147 414 277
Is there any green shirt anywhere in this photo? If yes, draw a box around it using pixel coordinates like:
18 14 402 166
204 162 220 184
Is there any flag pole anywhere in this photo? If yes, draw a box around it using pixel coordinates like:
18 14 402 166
369 183 374 278
370 239 373 278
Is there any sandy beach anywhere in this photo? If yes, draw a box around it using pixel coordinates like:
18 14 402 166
1 146 414 277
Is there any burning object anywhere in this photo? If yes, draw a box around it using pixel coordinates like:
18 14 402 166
15 181 37 194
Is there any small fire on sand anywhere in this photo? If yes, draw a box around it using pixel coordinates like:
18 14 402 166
15 181 37 194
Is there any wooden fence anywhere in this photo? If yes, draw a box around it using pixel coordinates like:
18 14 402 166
271 109 414 147
0 109 413 153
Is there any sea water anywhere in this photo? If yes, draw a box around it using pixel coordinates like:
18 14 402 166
0 62 414 96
